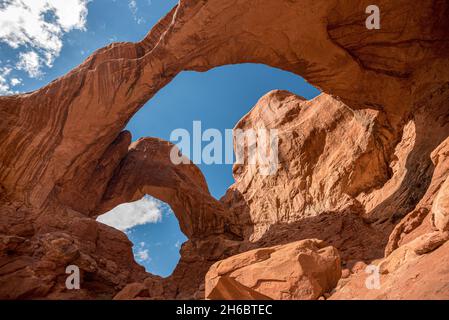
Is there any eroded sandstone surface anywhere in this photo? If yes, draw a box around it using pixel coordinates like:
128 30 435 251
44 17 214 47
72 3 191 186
205 239 341 300
1 0 449 299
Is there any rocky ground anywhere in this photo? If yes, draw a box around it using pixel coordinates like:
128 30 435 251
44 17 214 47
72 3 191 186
0 0 449 299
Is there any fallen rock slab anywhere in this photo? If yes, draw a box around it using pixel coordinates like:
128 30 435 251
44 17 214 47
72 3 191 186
205 239 341 300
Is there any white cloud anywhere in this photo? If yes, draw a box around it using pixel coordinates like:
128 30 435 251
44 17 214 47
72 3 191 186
135 248 150 262
128 0 137 15
0 0 89 51
0 0 89 93
10 77 21 86
17 51 41 77
0 67 10 94
97 195 164 231
0 62 25 95
128 0 145 24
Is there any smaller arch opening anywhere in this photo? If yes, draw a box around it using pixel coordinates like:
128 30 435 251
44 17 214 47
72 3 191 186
96 195 187 278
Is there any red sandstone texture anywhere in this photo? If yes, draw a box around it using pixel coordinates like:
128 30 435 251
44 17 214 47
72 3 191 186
1 0 449 299
205 239 341 300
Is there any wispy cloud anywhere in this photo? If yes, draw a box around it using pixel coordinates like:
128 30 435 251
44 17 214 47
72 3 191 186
128 0 138 15
17 51 41 78
135 248 150 262
135 242 150 262
128 0 146 25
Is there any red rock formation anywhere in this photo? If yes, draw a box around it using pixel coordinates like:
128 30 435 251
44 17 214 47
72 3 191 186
0 204 147 299
331 135 449 299
433 176 449 232
1 0 449 299
95 137 241 239
205 239 341 300
221 91 392 241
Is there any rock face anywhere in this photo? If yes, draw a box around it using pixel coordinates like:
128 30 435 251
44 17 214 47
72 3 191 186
1 0 449 299
221 91 392 241
331 136 449 300
331 235 449 300
0 206 147 299
432 177 449 232
95 138 241 239
205 239 341 300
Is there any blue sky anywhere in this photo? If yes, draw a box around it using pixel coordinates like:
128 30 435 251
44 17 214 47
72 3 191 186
0 0 319 277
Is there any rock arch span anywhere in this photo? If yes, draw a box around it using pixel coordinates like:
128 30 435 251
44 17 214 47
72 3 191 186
0 0 448 299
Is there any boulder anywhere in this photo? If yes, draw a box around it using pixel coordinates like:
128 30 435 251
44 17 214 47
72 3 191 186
205 239 341 300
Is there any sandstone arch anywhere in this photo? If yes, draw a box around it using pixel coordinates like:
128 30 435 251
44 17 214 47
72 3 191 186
1 0 447 212
1 0 449 299
95 137 241 239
